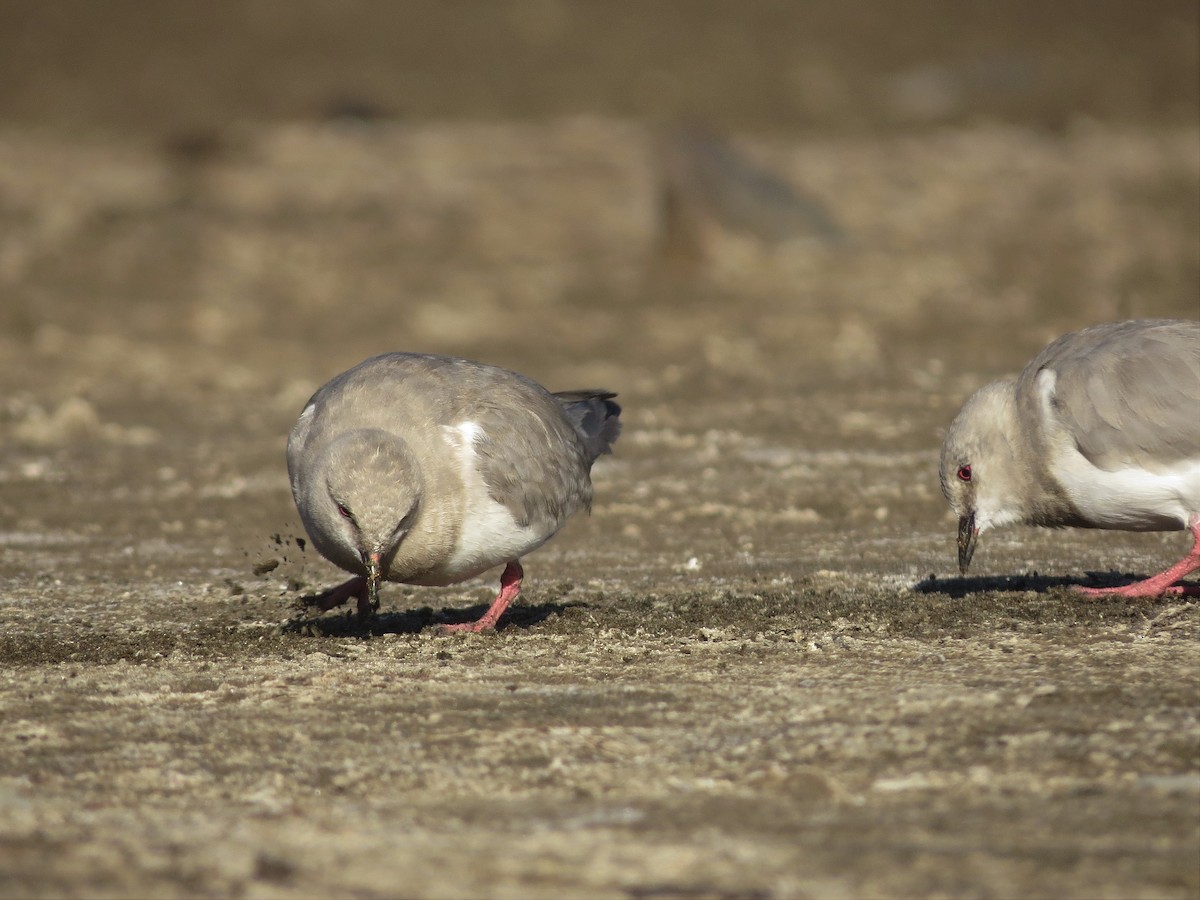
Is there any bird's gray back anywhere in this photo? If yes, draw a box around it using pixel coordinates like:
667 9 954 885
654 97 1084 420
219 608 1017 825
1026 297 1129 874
1018 319 1200 472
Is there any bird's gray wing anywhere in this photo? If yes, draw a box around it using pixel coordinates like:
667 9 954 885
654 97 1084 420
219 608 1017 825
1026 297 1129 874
467 377 598 534
1024 320 1200 471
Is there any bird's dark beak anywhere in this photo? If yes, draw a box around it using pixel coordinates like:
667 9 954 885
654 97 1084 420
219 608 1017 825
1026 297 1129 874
957 512 978 575
365 551 382 610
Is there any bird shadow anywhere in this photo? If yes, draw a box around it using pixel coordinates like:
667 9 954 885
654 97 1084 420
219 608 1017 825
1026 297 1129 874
913 570 1178 599
282 597 590 638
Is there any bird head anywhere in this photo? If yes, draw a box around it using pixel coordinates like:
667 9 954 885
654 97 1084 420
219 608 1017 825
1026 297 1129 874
939 379 1025 574
321 430 422 605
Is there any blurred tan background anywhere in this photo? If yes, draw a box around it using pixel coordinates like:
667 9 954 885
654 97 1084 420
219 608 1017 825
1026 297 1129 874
1 0 1197 133
1 0 1196 382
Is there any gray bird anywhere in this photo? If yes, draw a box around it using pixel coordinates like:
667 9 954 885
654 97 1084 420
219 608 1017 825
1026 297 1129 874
287 353 621 631
940 319 1200 597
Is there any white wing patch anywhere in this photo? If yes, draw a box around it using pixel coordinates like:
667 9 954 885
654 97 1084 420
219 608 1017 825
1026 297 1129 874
437 421 551 580
1034 367 1057 416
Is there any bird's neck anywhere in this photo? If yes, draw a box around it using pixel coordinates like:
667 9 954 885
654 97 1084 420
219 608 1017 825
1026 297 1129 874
1011 376 1088 527
975 384 1038 527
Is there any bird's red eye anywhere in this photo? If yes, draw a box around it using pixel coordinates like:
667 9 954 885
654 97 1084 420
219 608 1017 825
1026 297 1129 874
957 465 972 482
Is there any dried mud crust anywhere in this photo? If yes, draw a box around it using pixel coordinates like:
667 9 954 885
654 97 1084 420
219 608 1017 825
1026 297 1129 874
0 586 1197 899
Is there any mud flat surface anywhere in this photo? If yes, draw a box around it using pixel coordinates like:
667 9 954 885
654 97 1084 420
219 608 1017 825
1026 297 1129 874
1 5 1199 898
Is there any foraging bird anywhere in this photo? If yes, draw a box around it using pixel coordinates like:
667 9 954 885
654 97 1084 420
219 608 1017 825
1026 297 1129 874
939 319 1200 597
287 353 621 631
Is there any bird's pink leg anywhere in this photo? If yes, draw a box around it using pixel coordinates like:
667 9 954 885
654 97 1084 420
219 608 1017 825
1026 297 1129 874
437 561 523 633
1074 518 1200 598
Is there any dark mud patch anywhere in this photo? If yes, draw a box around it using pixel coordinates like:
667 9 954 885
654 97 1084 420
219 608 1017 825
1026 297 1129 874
0 624 290 668
284 597 590 638
918 570 1200 598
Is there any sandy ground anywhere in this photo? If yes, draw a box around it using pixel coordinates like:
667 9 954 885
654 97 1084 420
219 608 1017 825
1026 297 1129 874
1 4 1199 898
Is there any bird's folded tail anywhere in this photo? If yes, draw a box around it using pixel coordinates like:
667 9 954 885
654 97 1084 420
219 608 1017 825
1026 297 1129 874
554 390 622 461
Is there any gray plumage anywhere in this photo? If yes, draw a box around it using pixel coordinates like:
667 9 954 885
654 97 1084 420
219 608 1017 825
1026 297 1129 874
287 353 621 630
940 319 1200 595
1026 320 1200 472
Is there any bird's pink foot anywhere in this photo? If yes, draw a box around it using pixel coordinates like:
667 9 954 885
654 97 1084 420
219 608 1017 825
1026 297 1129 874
1074 522 1200 599
1074 581 1200 599
436 561 523 634
1080 578 1200 600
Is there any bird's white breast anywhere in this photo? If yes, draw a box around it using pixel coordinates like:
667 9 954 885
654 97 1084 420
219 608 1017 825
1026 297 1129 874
1051 451 1200 531
431 421 552 581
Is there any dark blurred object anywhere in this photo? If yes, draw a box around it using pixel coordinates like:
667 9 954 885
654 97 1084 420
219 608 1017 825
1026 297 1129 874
320 96 391 124
0 0 1195 135
654 127 842 270
161 129 227 166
